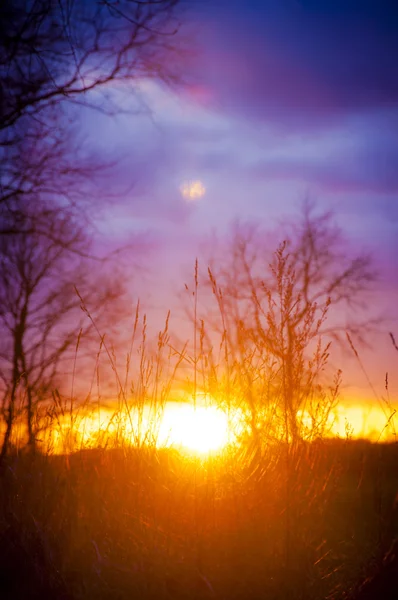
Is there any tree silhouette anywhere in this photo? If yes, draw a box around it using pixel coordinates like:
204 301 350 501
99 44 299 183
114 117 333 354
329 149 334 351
201 202 374 446
0 0 181 133
0 0 184 455
1 0 183 231
0 201 128 457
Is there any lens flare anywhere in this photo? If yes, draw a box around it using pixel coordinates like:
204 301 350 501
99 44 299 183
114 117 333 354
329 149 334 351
180 180 206 201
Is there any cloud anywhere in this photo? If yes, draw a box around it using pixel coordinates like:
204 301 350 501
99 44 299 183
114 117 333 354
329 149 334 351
250 145 398 194
186 0 398 132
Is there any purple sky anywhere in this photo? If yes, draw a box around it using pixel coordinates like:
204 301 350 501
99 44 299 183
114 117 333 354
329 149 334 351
83 0 398 402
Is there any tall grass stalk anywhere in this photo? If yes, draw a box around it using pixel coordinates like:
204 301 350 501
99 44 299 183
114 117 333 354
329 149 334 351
0 247 397 600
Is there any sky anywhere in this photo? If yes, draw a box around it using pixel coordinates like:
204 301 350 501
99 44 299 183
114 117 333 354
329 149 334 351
82 0 398 404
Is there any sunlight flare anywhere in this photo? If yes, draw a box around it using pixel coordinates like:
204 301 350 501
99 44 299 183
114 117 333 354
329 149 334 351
35 400 398 456
158 402 230 454
180 179 206 201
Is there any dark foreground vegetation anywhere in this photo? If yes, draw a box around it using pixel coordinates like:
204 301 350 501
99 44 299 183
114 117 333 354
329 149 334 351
1 439 398 600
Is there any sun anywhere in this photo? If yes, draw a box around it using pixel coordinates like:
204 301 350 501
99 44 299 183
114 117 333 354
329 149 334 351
158 403 230 454
180 180 206 201
45 400 238 455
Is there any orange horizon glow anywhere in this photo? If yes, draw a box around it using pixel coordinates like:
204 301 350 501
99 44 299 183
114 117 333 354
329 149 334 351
33 399 397 455
3 399 397 456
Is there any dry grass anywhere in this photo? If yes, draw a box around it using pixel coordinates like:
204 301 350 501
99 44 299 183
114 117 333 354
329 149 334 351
1 440 398 600
0 248 397 600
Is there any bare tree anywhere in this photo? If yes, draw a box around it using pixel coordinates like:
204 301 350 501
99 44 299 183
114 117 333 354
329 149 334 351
0 117 104 236
0 0 181 133
0 0 184 229
198 202 374 445
0 0 186 455
0 202 128 457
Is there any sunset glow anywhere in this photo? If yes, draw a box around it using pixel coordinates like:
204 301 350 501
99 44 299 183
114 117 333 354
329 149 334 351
33 400 398 456
38 401 233 455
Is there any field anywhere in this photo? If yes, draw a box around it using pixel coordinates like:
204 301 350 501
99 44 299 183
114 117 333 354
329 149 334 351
1 438 398 600
1 246 397 600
